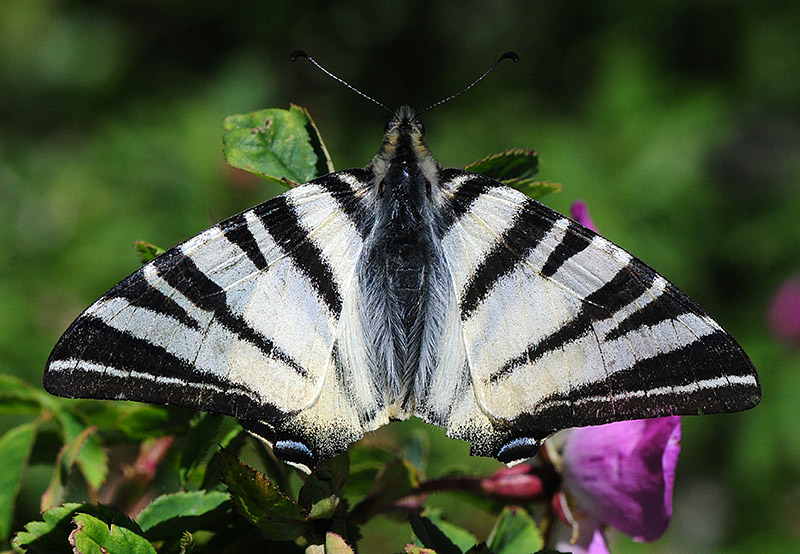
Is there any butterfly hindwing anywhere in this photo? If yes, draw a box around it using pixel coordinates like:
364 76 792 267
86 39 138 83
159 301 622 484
434 170 760 463
44 170 381 468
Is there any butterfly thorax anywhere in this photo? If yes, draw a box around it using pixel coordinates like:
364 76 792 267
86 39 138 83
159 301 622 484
357 107 446 416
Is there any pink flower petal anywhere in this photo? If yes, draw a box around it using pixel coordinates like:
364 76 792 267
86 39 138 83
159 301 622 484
570 200 598 232
561 417 681 542
586 527 611 554
481 464 545 499
768 274 800 344
550 516 610 554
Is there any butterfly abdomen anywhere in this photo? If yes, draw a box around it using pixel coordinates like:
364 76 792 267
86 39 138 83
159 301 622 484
357 149 442 412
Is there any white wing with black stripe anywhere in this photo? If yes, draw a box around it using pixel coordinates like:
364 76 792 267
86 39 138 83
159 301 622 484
427 171 759 463
45 170 386 469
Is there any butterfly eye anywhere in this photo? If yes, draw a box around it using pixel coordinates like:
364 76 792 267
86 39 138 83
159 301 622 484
384 120 394 134
414 120 425 136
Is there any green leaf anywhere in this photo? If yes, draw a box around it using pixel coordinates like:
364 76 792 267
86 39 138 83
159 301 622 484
14 503 82 554
305 532 356 554
464 149 562 199
76 402 193 440
13 503 128 554
424 512 478 553
76 432 108 493
178 412 228 486
134 240 165 264
343 447 397 502
201 427 253 491
218 447 312 540
351 457 419 522
464 545 493 554
45 404 116 496
408 514 463 554
298 454 349 520
305 486 340 521
302 106 335 176
464 148 539 181
179 530 195 553
115 405 193 439
136 491 231 540
42 425 107 510
405 545 438 554
70 512 156 554
223 105 333 187
40 442 72 510
325 532 355 554
402 429 429 471
503 179 562 199
0 422 38 540
0 374 53 415
486 507 543 554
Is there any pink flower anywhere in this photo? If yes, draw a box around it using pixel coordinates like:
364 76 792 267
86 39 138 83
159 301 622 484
551 417 682 554
768 273 800 345
481 464 546 500
571 200 598 232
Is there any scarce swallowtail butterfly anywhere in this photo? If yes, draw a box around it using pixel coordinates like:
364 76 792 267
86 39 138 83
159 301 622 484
44 52 760 473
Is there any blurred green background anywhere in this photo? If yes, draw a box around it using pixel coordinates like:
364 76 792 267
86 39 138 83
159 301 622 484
1 0 799 552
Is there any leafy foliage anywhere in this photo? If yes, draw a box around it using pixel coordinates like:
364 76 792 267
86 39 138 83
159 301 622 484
0 422 37 540
0 109 563 552
69 512 156 554
134 242 166 264
136 491 231 539
223 105 334 187
14 503 141 554
463 149 561 199
486 507 543 554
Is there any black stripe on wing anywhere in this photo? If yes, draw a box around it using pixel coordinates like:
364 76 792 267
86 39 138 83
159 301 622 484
152 249 308 377
438 170 496 233
255 195 343 316
222 170 372 315
504 330 759 435
222 212 269 270
44 315 281 420
602 280 692 342
106 270 202 331
459 197 552 319
490 261 659 383
481 329 759 462
316 170 374 239
540 219 591 277
442 173 583 320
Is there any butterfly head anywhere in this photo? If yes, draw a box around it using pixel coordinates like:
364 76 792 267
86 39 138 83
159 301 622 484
382 106 425 149
369 106 440 200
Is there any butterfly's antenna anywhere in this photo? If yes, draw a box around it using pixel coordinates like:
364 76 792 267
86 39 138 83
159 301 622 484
419 51 519 116
290 50 392 114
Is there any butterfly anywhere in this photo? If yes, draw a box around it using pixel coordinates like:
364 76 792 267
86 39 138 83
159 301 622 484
44 53 760 473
